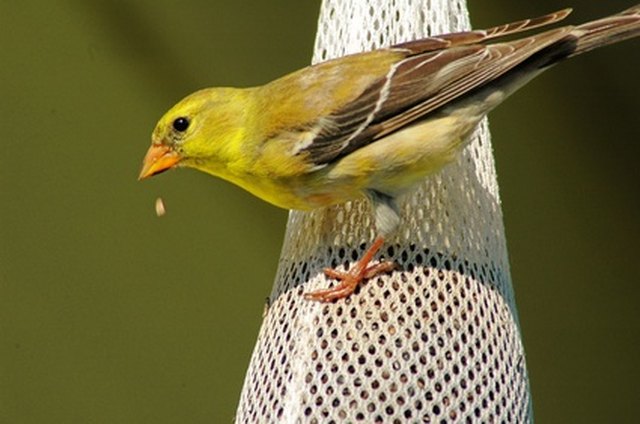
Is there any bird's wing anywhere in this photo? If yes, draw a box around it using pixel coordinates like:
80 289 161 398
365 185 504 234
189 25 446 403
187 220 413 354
296 9 574 166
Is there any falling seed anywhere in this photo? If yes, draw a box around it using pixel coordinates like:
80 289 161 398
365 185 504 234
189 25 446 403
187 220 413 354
155 197 166 217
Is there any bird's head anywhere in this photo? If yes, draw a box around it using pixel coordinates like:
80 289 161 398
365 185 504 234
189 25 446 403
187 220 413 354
138 87 253 180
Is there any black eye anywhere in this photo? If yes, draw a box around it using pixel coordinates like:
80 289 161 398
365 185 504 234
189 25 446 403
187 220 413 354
172 117 190 132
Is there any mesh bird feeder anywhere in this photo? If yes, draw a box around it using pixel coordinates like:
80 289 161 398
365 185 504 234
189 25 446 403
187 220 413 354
236 0 532 422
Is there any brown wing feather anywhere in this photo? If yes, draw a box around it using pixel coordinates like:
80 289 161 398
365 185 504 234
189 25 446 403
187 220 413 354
365 28 573 141
297 6 637 166
393 8 572 53
300 22 573 164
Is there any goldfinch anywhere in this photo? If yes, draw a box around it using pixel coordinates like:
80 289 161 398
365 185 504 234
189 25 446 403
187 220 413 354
139 6 640 302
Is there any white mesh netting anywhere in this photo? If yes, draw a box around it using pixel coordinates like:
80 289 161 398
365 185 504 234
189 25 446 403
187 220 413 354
236 0 532 422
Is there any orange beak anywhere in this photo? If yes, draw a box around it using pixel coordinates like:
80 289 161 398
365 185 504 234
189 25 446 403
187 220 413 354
138 144 181 180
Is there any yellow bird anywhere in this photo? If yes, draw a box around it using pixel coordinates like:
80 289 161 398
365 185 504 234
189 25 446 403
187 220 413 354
140 6 640 302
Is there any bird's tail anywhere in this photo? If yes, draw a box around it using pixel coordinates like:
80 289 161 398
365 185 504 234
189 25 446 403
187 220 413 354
569 5 640 57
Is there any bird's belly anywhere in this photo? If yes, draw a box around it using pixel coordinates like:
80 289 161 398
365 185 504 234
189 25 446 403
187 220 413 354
232 108 484 211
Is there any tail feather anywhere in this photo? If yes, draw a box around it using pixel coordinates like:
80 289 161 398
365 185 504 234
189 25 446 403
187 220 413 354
569 4 640 57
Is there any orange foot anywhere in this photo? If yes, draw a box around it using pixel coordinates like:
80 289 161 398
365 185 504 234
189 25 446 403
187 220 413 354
304 236 396 302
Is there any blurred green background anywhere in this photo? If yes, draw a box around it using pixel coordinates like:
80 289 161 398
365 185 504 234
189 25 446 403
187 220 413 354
1 1 638 423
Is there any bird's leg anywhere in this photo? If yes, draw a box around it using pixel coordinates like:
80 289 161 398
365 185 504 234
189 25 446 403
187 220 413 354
304 236 394 302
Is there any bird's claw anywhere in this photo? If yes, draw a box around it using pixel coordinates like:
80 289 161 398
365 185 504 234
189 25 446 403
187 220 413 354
304 261 396 302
